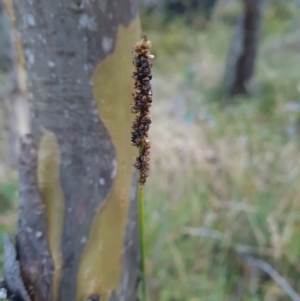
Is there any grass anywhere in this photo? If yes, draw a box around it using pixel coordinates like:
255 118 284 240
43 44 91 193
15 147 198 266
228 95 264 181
142 1 300 300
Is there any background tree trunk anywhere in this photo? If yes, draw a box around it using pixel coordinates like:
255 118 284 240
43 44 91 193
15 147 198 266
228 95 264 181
139 0 219 24
0 2 25 167
2 1 141 301
223 0 265 98
3 64 30 168
0 1 11 72
163 0 219 23
0 0 29 168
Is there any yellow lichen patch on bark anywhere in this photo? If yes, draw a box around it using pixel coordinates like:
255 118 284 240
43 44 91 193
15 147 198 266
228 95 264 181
77 17 141 301
37 131 65 301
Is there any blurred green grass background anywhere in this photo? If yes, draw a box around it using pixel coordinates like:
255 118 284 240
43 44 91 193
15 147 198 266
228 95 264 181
1 0 300 300
142 1 300 300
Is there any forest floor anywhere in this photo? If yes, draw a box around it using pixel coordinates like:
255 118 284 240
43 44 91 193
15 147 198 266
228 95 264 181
1 1 300 300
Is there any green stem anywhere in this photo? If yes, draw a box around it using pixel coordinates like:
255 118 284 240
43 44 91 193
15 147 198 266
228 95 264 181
138 184 147 301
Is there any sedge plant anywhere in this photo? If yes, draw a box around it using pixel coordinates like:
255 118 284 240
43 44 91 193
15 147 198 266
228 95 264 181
131 36 154 301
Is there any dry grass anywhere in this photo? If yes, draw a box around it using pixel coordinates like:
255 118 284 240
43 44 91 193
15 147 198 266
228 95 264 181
144 1 300 300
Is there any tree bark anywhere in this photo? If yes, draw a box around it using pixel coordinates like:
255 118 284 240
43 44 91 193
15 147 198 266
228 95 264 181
2 1 141 301
3 65 30 168
223 0 265 97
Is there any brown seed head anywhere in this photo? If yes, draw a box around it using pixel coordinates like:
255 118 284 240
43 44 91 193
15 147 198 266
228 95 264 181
131 36 153 185
133 36 152 56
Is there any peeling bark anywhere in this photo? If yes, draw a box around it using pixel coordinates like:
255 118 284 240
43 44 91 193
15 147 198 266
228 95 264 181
3 1 141 301
3 233 31 301
17 134 53 301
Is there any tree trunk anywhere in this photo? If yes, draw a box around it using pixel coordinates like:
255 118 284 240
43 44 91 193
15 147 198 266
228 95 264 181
0 1 12 72
3 64 30 168
163 0 219 23
223 0 265 97
2 1 141 301
0 0 29 168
